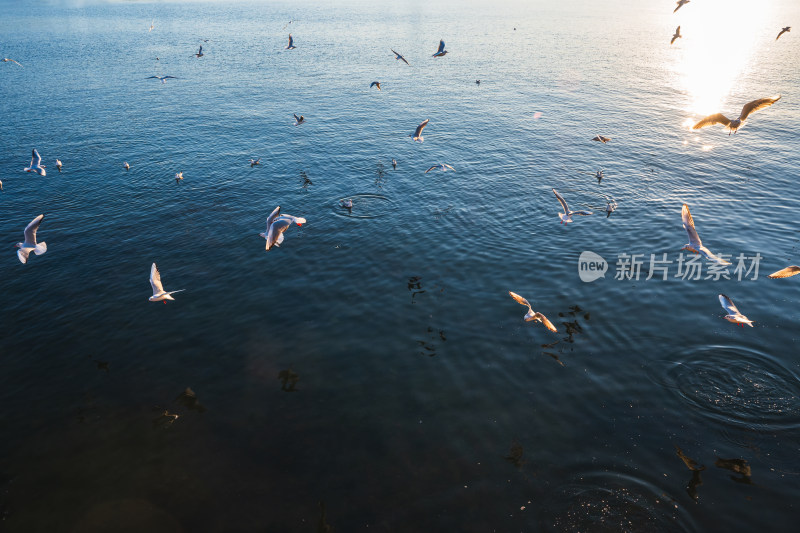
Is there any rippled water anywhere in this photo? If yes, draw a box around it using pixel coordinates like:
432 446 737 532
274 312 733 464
2 0 800 530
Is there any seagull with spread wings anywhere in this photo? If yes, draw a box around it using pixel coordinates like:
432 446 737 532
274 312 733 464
146 75 178 84
193 45 204 58
260 206 306 251
149 263 184 304
673 0 689 14
391 49 410 65
411 119 429 142
553 188 593 224
671 26 681 45
508 291 558 332
681 204 729 264
2 58 23 67
23 149 46 176
767 266 800 279
286 34 296 49
370 81 381 91
425 164 455 174
15 215 47 264
692 96 781 135
719 294 753 327
293 113 305 125
432 39 448 57
776 26 791 41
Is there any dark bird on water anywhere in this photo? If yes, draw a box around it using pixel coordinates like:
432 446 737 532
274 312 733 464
692 95 781 134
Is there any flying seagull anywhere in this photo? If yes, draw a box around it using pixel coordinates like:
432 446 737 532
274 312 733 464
508 291 558 332
391 49 410 65
671 26 682 45
293 113 305 125
718 294 753 327
776 26 791 41
56 159 62 172
24 149 46 176
433 39 448 57
146 75 178 84
592 135 611 143
286 34 296 49
149 263 184 304
411 119 429 142
370 81 381 91
149 19 155 32
175 171 184 183
674 0 689 14
123 161 130 170
15 214 47 264
2 58 22 67
553 188 593 224
425 164 455 174
692 96 781 134
681 204 729 264
193 45 204 58
767 265 800 279
260 206 306 251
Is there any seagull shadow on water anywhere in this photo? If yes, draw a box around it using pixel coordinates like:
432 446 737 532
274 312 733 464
417 326 446 357
537 305 590 366
675 445 705 502
278 367 299 392
715 457 755 485
300 170 313 189
175 387 206 412
505 438 526 468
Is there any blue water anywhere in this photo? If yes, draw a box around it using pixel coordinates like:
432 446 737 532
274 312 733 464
2 0 800 530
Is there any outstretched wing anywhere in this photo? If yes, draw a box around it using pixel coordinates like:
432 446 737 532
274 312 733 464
425 166 438 174
718 294 741 316
739 95 780 121
692 113 731 129
150 262 164 294
414 119 429 138
767 265 800 279
508 291 532 311
443 164 455 171
681 204 702 249
437 40 445 54
534 312 558 333
24 214 44 245
287 34 293 47
552 188 570 214
32 149 42 168
266 206 281 231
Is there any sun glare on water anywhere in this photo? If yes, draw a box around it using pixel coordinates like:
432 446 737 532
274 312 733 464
677 0 774 118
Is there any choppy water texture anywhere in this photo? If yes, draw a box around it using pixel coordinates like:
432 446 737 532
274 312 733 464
2 0 800 531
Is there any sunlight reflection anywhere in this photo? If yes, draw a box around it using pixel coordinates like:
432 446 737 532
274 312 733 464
677 0 773 117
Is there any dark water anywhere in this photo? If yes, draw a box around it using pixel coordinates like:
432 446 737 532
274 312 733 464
2 0 800 531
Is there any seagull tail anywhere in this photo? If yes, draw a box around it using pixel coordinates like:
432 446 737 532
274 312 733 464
34 242 47 255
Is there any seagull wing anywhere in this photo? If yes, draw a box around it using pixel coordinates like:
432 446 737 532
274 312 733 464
23 214 44 245
699 246 730 265
443 164 455 171
32 149 42 168
767 265 800 279
508 291 533 312
739 95 780 121
681 204 703 249
692 113 731 129
718 294 742 316
287 34 293 47
552 188 570 214
150 262 164 295
414 119 429 138
437 40 445 54
425 166 438 174
266 206 281 231
570 210 593 216
534 312 558 333
370 81 379 88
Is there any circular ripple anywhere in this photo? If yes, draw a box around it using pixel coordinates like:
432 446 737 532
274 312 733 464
331 193 393 219
541 471 697 533
661 345 800 431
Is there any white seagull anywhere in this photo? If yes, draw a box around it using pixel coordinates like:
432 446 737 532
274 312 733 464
16 215 47 264
149 263 184 304
692 96 781 135
411 119 429 142
767 266 800 279
508 291 558 332
433 39 448 57
592 135 611 143
425 164 455 174
123 161 130 170
674 0 689 14
553 188 593 224
260 206 306 251
681 204 730 264
56 159 62 172
391 49 410 65
2 58 23 67
718 294 753 327
146 75 178 84
286 34 296 49
24 149 46 176
671 26 681 45
776 26 791 41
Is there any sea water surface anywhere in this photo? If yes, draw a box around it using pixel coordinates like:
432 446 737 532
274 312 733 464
2 0 800 531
